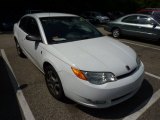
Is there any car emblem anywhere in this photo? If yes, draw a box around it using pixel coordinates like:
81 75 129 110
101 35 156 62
126 65 130 71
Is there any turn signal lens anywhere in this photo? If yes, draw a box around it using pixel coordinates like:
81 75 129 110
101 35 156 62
71 67 87 80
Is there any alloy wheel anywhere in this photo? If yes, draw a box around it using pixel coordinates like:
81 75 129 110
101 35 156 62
45 66 64 100
112 28 120 38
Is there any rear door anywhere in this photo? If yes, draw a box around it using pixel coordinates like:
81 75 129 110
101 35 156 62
120 15 142 36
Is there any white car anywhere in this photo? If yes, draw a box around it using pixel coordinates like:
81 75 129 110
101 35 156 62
14 13 144 108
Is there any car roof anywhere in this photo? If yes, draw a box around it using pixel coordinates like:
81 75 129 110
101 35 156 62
25 12 78 18
124 13 152 17
115 13 153 21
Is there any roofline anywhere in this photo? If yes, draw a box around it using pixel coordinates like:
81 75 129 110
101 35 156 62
125 13 152 17
22 12 78 19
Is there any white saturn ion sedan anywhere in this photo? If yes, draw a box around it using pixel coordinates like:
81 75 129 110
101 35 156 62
14 13 144 108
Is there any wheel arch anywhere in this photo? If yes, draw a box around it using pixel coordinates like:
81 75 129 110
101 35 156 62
43 62 53 72
43 61 65 100
42 58 64 73
111 27 120 32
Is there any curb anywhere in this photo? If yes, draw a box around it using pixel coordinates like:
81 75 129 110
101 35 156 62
1 49 35 120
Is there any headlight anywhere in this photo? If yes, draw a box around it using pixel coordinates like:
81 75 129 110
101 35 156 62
71 67 117 85
136 56 141 68
84 72 117 85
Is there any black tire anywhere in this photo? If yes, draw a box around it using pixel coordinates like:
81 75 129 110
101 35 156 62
112 28 121 38
44 65 65 100
15 40 26 57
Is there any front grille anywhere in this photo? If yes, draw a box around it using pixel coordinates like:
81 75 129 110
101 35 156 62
117 67 138 80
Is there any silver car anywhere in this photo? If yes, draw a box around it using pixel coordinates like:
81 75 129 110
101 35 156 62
105 14 160 40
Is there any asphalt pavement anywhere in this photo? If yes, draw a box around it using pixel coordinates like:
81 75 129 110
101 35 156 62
0 28 160 120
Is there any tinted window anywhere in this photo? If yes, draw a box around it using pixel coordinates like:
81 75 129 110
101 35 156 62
138 16 156 25
19 17 28 32
138 16 149 24
27 18 40 36
122 15 138 24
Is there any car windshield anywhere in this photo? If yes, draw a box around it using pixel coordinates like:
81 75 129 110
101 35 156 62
40 17 103 44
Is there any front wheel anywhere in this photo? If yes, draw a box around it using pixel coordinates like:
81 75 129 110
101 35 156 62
44 65 65 100
112 28 121 38
15 41 25 57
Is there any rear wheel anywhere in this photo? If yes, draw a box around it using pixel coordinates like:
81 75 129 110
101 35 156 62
112 28 121 38
44 65 64 100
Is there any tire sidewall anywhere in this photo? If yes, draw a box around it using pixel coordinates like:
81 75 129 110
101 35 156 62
15 41 23 56
44 65 64 100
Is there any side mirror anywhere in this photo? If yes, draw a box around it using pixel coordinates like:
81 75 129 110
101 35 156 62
26 35 41 42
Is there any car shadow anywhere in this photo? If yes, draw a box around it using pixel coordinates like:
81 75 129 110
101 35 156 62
121 35 160 46
0 57 22 120
75 79 153 119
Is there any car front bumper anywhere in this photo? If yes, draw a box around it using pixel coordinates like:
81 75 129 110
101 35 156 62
59 63 144 108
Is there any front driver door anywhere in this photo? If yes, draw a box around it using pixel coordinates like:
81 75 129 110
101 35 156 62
137 16 160 39
22 17 42 67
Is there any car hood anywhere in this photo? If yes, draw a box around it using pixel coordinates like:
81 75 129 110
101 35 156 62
49 36 137 76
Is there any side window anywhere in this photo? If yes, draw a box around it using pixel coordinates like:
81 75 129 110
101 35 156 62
19 17 28 32
27 18 40 36
138 16 156 25
122 16 139 24
138 16 150 24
